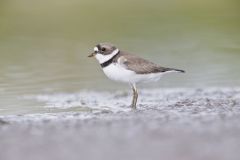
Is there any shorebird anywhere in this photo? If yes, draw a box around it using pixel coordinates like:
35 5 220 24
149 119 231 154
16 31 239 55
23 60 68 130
88 43 185 109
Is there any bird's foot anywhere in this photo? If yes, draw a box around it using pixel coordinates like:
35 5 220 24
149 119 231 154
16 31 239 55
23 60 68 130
130 104 137 110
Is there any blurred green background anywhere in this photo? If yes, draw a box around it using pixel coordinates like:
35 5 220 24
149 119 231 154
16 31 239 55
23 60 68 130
0 0 240 114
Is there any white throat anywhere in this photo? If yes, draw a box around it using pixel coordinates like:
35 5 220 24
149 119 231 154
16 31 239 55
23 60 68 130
95 48 119 64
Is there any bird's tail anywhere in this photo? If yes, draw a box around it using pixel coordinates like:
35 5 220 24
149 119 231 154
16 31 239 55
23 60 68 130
165 68 185 73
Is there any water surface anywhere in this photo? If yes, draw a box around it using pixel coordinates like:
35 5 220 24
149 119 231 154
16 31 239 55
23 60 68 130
0 0 240 115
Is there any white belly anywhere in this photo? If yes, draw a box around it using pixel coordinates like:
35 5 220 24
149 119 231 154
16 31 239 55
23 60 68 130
102 63 166 84
103 63 135 83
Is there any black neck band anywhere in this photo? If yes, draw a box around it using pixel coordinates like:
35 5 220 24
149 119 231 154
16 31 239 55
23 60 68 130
100 51 120 68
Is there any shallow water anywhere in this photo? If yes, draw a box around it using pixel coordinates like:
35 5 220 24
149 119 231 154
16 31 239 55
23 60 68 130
0 0 240 115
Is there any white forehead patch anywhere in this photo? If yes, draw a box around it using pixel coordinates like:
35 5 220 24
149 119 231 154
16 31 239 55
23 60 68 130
94 47 99 52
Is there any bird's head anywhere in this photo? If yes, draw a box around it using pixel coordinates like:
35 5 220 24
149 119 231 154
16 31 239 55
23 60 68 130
88 43 119 64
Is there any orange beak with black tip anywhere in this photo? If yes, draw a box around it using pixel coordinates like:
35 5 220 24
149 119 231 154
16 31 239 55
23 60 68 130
88 52 96 57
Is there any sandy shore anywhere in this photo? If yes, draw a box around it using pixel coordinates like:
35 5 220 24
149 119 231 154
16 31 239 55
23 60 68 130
0 88 240 160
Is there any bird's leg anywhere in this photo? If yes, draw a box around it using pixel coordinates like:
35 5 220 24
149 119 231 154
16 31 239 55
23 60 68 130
130 83 138 109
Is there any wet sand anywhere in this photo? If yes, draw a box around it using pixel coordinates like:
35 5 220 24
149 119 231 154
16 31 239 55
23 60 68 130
0 88 240 160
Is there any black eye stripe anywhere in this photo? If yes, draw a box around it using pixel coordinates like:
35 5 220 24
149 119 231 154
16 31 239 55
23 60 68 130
101 47 106 51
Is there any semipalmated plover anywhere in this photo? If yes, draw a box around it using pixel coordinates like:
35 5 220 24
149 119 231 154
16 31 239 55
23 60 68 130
88 43 185 109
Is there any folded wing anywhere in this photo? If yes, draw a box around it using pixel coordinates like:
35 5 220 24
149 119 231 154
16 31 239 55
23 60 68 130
118 52 184 74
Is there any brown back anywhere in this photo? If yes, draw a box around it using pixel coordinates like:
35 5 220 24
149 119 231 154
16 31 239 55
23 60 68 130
112 51 173 74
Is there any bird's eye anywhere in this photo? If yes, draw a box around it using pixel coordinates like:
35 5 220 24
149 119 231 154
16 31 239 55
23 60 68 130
101 47 106 52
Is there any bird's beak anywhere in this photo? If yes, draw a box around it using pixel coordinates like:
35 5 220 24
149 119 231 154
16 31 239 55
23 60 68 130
88 52 96 58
